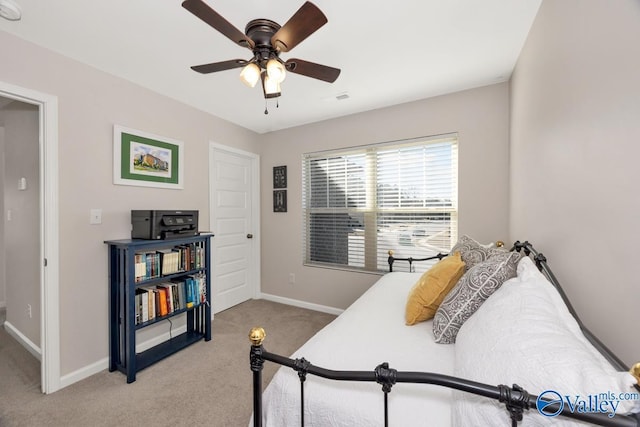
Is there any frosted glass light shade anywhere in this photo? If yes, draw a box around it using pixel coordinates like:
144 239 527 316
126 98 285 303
263 75 281 95
266 59 286 83
239 63 261 88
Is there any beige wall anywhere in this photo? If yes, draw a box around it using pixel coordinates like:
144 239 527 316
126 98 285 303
0 30 260 377
510 0 640 365
260 83 511 310
0 102 40 343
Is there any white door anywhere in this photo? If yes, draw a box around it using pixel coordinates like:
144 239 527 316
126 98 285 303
209 144 259 313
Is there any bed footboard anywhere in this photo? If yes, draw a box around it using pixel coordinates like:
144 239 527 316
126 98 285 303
249 327 639 427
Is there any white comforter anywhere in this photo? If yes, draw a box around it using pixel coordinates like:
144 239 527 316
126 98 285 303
256 272 456 427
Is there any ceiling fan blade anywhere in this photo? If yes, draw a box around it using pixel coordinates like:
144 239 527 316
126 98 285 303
285 58 340 83
182 0 254 49
191 59 249 74
271 2 327 52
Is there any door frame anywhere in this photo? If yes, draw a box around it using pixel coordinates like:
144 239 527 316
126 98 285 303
208 142 261 312
0 80 60 393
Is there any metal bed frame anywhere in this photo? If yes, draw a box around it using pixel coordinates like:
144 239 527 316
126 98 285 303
249 240 640 427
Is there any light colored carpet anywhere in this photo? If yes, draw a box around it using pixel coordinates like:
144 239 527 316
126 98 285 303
0 299 336 426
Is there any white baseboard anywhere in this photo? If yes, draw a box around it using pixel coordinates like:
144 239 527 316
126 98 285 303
258 293 344 316
58 324 188 390
136 324 187 353
59 357 108 390
3 321 41 361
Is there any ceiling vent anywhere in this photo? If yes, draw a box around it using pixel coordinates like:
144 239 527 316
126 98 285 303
336 93 349 101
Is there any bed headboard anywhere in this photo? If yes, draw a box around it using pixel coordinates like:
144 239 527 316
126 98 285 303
387 250 447 272
387 240 506 272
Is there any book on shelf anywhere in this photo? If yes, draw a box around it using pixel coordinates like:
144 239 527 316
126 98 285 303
134 251 161 283
185 276 194 308
135 292 141 325
134 241 207 284
142 289 149 323
134 288 150 325
141 286 157 321
156 283 174 315
134 253 147 283
175 279 186 310
147 251 159 279
171 283 179 312
156 286 168 316
186 244 195 270
157 249 172 275
184 273 206 307
175 243 200 271
157 248 182 275
153 288 161 318
175 244 191 271
133 272 207 322
196 273 205 304
176 242 205 271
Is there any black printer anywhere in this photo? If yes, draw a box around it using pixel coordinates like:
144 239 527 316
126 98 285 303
131 210 198 240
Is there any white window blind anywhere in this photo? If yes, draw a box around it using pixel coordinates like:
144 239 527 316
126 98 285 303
302 134 458 273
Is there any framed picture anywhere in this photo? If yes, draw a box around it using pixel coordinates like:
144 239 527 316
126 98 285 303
113 125 184 189
273 165 287 189
273 190 287 212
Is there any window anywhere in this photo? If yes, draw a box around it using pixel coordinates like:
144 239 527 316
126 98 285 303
302 134 458 273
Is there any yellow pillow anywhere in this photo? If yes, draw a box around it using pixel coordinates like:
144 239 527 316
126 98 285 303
405 252 465 325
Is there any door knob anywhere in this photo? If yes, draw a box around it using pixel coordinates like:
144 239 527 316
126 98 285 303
247 233 253 239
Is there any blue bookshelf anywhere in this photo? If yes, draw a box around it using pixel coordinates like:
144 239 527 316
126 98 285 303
105 234 213 383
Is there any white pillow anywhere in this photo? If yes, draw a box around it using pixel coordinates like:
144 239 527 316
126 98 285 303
453 257 639 426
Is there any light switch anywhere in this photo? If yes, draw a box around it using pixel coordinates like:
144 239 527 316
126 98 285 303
18 177 27 190
90 209 102 225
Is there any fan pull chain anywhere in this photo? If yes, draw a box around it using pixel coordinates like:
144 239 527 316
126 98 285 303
264 99 268 115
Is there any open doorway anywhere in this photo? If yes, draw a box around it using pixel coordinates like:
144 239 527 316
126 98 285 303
0 99 40 389
0 81 60 394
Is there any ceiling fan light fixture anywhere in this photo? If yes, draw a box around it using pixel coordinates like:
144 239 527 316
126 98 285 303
184 0 340 109
266 59 286 83
239 63 261 88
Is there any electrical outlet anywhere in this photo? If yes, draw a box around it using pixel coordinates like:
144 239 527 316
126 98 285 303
289 273 295 284
27 304 32 319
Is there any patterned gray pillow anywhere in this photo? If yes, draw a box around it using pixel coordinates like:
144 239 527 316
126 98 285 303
450 235 506 270
432 250 521 344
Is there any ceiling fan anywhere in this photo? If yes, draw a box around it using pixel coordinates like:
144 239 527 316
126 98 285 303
182 0 341 106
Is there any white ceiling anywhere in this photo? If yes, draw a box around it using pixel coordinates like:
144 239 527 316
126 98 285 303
0 0 541 134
